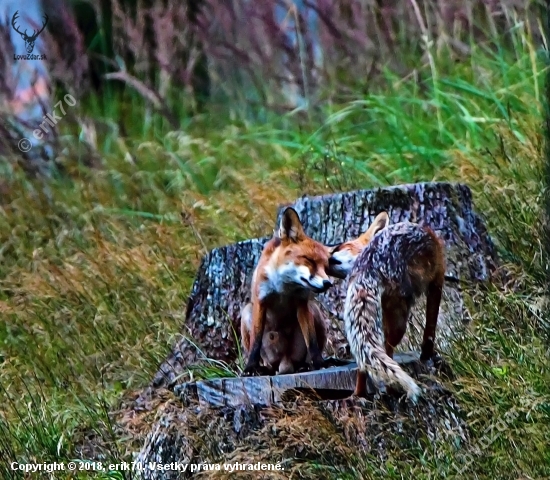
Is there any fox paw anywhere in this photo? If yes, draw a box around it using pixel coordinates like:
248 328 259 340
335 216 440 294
295 362 311 373
242 365 272 377
347 394 369 408
419 338 435 362
420 351 444 370
311 362 323 371
320 357 351 369
430 352 444 367
310 354 326 371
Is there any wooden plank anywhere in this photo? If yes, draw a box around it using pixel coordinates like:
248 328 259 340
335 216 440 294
192 352 421 408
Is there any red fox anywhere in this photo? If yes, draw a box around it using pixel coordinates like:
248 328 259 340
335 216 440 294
327 212 445 403
240 300 327 374
242 207 333 376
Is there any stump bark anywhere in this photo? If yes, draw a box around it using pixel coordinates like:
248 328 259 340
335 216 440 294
152 182 499 389
136 361 468 480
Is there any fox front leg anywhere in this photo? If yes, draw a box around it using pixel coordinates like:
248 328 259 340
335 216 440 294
243 301 269 376
297 302 324 370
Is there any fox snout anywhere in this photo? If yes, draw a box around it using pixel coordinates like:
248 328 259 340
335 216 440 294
313 278 332 293
320 279 333 292
326 254 349 280
326 242 359 280
302 275 333 293
328 256 342 266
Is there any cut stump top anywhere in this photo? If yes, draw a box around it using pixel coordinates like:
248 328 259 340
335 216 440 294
176 352 421 408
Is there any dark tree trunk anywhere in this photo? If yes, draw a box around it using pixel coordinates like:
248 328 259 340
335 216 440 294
187 0 210 111
151 182 499 390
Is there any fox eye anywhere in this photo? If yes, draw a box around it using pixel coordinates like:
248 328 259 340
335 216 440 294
302 256 315 268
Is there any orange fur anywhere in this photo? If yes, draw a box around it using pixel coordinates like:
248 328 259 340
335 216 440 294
328 213 446 402
240 301 327 374
242 207 332 376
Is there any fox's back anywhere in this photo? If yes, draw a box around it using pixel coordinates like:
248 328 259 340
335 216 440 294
350 222 444 298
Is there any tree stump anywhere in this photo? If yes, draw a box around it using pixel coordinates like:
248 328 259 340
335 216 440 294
135 372 468 480
151 182 499 390
177 353 426 409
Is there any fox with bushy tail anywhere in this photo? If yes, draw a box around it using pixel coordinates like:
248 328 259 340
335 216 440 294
327 212 446 403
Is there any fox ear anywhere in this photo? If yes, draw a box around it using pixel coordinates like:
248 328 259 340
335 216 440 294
359 211 389 243
278 207 305 242
373 211 390 232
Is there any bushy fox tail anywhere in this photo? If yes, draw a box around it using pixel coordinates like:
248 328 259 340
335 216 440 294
344 282 422 403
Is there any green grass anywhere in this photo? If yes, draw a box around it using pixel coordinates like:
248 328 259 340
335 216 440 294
0 13 549 480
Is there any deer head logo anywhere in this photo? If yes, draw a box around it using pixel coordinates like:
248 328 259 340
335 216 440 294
11 10 48 54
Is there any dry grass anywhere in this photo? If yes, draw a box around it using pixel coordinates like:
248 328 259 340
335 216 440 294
136 387 468 480
0 1 548 478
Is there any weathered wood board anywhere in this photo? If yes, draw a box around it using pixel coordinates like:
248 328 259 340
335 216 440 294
175 352 422 408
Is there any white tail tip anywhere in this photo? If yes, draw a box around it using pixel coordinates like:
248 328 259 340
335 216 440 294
407 383 422 404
